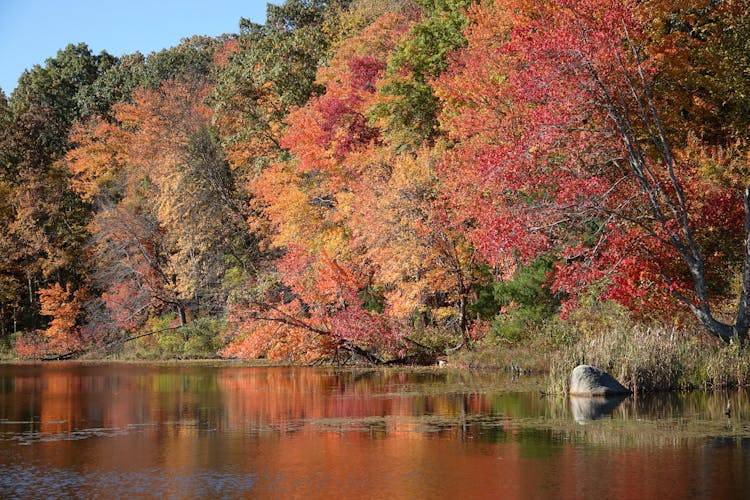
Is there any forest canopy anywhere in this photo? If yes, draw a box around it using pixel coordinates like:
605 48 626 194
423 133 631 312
1 0 749 362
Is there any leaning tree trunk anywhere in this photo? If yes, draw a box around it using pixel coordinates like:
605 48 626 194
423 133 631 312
730 185 750 342
593 31 750 344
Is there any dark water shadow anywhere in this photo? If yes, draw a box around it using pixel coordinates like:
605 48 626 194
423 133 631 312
570 394 629 423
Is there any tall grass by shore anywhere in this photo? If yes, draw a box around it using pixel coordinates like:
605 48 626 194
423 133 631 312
547 326 750 394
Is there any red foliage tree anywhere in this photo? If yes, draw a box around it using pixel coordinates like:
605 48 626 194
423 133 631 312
438 0 750 341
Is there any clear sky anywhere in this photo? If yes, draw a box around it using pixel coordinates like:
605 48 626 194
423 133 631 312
0 0 273 96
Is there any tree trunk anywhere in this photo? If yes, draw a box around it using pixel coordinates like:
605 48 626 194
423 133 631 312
457 291 469 343
680 185 750 344
731 185 750 342
610 48 750 345
177 305 187 340
177 306 186 327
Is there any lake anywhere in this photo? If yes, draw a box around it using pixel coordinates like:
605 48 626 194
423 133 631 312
1 362 749 498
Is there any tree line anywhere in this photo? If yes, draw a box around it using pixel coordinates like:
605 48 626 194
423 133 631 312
1 0 749 362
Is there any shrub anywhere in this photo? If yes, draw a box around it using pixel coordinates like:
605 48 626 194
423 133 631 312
181 318 225 358
478 257 561 343
126 314 225 359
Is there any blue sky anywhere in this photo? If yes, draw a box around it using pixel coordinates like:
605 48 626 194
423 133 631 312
0 0 273 95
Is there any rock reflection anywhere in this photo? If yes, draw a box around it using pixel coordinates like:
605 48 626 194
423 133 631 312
570 395 629 423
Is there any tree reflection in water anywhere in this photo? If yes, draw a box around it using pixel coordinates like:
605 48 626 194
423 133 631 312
0 363 749 499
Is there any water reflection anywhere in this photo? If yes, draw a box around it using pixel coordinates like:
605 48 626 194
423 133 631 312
1 363 749 498
570 395 628 423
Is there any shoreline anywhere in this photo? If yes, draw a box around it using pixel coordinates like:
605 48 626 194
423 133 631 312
3 323 750 394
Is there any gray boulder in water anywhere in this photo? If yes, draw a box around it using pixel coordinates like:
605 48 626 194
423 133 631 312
569 364 631 396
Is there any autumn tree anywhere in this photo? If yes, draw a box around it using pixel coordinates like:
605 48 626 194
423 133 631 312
224 6 483 361
351 148 483 346
644 0 750 145
0 90 20 338
211 0 346 173
323 0 407 48
37 283 88 354
438 0 750 342
222 10 415 362
68 78 252 336
1 44 113 338
371 0 473 149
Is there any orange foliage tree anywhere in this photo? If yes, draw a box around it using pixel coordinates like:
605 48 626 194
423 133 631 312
223 6 484 361
67 78 250 335
14 283 88 358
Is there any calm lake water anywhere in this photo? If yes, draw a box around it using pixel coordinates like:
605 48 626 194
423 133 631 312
1 363 749 499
